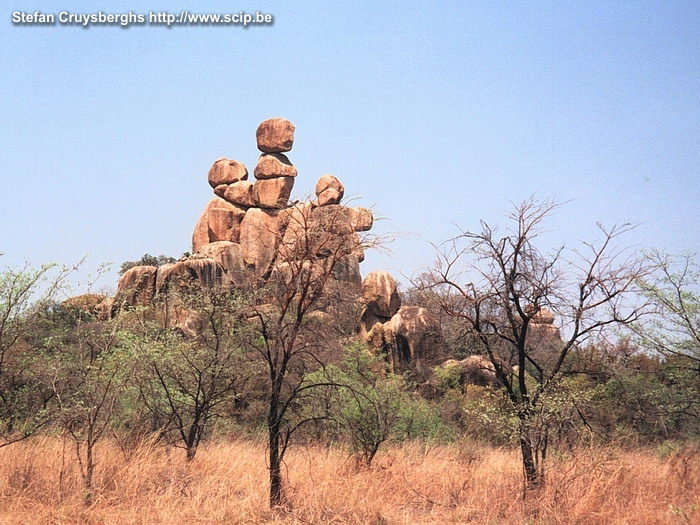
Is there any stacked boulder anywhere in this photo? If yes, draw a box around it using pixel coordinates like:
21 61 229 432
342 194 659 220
359 271 448 379
104 117 375 320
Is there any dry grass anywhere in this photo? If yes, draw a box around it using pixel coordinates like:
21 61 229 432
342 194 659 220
0 437 697 524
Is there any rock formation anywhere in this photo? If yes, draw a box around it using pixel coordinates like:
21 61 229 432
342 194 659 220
359 271 448 379
98 117 462 382
104 118 374 325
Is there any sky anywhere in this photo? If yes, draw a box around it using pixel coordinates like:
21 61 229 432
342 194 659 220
1 1 698 296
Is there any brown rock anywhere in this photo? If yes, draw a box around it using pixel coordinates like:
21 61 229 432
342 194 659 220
156 258 230 295
256 118 295 153
350 207 374 232
254 153 298 179
194 241 246 283
351 233 365 262
384 306 448 377
192 197 247 252
213 184 228 199
62 294 106 316
208 158 248 188
208 207 245 243
239 208 283 275
362 271 401 318
332 254 362 285
315 174 344 203
309 205 355 235
114 265 157 310
192 211 209 253
278 202 313 261
96 296 115 321
317 188 343 206
254 176 294 209
223 181 256 208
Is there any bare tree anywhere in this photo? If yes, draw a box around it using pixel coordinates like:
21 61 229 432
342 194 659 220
425 198 647 489
246 203 372 507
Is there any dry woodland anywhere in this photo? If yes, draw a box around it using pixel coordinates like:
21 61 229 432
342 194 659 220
2 120 698 523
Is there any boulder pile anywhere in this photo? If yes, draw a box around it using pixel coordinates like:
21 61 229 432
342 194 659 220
359 271 448 379
104 118 373 318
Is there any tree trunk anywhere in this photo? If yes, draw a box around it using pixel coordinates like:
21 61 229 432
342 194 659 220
520 427 544 490
84 441 95 505
268 416 283 507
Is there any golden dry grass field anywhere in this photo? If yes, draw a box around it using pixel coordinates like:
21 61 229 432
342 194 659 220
0 437 697 524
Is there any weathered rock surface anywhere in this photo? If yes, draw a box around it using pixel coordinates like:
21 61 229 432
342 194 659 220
256 118 295 153
207 206 245 244
213 184 229 199
223 181 256 208
195 241 245 279
359 307 391 340
63 294 107 316
208 158 248 188
192 197 247 252
239 208 284 275
254 153 298 179
362 271 401 318
350 207 373 232
441 356 500 387
315 174 344 206
156 258 230 295
384 306 448 376
254 176 294 209
114 265 158 310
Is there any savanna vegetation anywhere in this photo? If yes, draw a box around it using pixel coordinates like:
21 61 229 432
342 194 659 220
0 200 698 524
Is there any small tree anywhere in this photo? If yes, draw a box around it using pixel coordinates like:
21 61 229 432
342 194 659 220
48 316 128 503
633 251 700 366
306 343 407 467
0 259 77 446
426 198 647 489
629 251 700 429
127 287 254 460
247 203 373 507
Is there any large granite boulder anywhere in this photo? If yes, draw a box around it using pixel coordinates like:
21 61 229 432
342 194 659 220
384 306 448 377
239 208 285 275
315 174 345 206
254 153 298 179
192 197 247 252
224 181 256 208
155 258 230 295
114 265 157 310
253 177 294 209
256 118 295 153
362 271 401 318
208 158 248 188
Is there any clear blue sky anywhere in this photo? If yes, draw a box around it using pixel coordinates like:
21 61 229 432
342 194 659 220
1 1 698 294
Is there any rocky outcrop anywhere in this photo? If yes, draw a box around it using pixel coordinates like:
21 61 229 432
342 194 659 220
530 307 561 339
254 176 295 209
359 270 448 380
239 208 285 276
440 356 502 388
254 153 298 179
384 306 448 377
114 265 158 311
106 118 375 324
192 197 247 252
